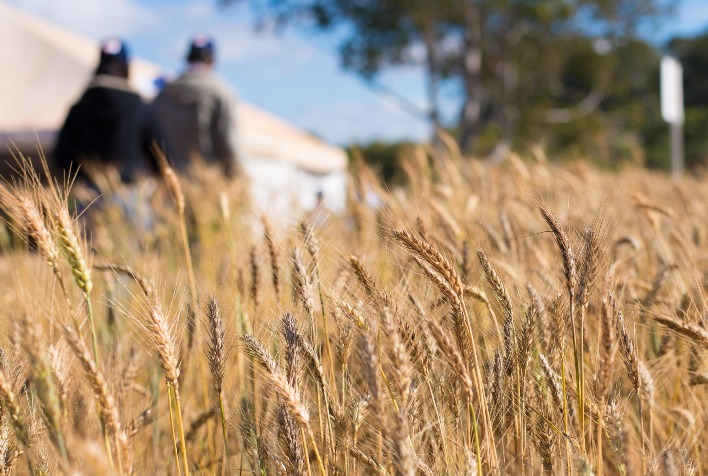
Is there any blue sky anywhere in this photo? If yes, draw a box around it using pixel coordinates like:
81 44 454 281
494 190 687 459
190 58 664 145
8 0 708 146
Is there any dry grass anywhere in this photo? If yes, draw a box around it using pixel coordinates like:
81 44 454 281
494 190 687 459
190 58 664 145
0 149 706 475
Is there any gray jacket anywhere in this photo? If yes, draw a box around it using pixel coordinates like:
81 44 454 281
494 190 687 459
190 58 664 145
151 70 240 177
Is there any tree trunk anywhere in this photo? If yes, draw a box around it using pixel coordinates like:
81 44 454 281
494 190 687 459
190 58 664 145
422 24 442 136
459 2 483 152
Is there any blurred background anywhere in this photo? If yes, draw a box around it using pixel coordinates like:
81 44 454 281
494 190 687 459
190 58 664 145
3 0 708 181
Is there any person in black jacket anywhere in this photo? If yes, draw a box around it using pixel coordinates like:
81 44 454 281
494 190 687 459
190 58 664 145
54 38 167 184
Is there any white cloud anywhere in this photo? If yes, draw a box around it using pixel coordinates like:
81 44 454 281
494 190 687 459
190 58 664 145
180 2 218 20
136 2 316 69
7 0 156 38
214 27 308 64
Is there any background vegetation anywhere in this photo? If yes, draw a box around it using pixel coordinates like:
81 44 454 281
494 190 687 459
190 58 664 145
229 0 708 178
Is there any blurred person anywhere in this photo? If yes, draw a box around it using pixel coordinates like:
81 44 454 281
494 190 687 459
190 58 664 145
151 34 241 178
53 38 168 233
54 38 168 185
309 190 329 226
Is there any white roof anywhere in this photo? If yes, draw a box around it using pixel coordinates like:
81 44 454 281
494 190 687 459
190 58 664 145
0 1 347 175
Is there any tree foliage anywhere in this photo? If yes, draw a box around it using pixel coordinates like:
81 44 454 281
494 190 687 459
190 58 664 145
225 0 708 172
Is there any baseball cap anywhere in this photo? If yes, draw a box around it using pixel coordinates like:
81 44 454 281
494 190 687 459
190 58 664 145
187 34 215 63
99 38 129 67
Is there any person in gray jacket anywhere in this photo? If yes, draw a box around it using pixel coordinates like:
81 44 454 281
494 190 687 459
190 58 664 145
152 35 240 177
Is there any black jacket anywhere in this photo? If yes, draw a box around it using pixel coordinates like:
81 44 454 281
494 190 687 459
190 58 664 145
54 75 168 183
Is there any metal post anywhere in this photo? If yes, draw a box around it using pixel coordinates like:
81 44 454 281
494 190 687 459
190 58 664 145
671 121 684 176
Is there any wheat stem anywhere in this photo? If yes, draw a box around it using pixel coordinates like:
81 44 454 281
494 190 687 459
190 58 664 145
167 384 183 476
179 213 198 317
307 424 327 476
468 401 483 476
85 292 100 367
560 354 573 473
218 392 230 473
172 383 190 475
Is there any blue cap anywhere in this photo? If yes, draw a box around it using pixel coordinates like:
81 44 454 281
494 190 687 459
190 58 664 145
99 38 129 67
187 34 215 63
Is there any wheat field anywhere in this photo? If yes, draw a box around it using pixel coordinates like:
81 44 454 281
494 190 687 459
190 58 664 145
0 144 705 475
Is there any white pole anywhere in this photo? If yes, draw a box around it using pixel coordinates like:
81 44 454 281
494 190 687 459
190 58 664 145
661 56 684 176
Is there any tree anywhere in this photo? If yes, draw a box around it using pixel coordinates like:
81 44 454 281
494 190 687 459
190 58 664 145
641 33 708 170
241 0 460 132
449 0 673 151
229 0 674 152
668 33 708 109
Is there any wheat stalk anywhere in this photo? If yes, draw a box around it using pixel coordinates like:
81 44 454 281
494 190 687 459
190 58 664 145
156 149 198 325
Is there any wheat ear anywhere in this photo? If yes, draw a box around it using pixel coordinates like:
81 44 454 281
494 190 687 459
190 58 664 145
280 313 307 475
392 227 498 471
653 314 708 348
261 215 282 300
611 293 647 465
292 247 315 319
23 324 69 464
64 324 128 475
205 296 229 470
0 370 32 474
299 219 335 388
52 205 101 369
242 334 327 475
144 298 188 474
539 206 584 453
0 186 74 316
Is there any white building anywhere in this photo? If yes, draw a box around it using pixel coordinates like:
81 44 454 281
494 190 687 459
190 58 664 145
0 1 348 216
